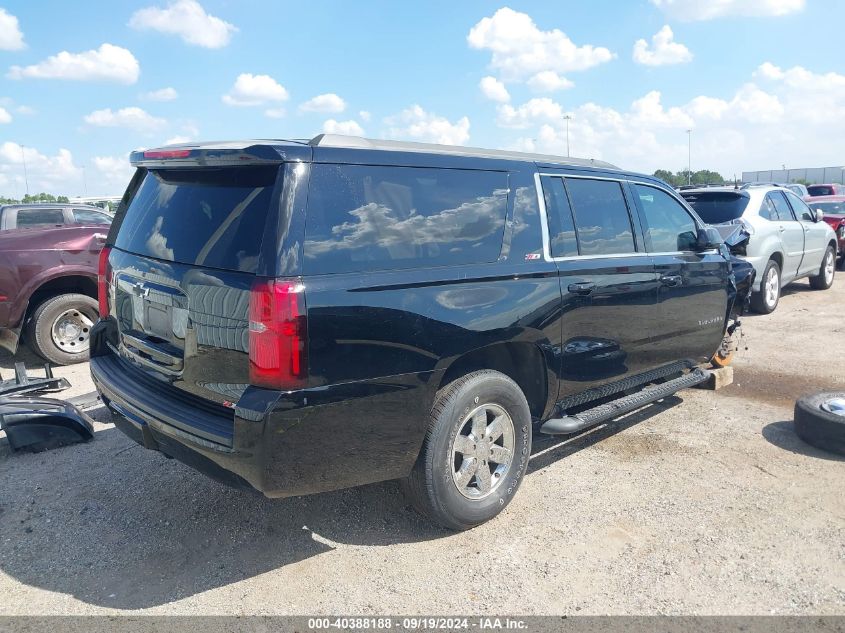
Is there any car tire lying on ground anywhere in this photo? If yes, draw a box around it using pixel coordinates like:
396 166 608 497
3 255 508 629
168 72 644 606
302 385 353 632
809 245 836 290
401 370 532 531
26 293 99 366
793 392 845 456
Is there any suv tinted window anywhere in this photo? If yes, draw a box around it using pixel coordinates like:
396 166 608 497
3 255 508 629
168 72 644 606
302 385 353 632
16 208 65 227
73 208 112 225
304 165 508 274
807 185 834 196
564 178 635 255
541 176 578 257
785 191 814 221
768 191 794 221
634 184 697 252
114 166 277 272
681 191 750 224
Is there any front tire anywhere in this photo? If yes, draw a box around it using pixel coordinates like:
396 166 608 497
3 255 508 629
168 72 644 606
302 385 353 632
809 245 836 290
401 370 532 531
26 293 98 365
750 259 781 314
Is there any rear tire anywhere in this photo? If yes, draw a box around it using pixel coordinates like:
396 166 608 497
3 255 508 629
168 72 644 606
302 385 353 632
26 293 98 366
401 370 532 531
750 259 780 314
809 245 836 290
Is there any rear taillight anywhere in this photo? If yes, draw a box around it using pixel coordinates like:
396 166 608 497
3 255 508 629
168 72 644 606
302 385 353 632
97 246 112 319
143 149 191 159
249 278 307 390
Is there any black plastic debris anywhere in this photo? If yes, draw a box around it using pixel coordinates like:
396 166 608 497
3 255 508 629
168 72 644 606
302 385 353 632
0 362 70 398
0 396 94 452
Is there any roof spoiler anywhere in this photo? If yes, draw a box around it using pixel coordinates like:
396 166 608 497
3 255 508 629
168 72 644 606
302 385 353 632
130 142 305 168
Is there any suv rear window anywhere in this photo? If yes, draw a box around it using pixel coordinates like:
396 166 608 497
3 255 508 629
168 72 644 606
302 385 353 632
681 191 750 224
114 166 278 272
807 185 835 196
17 208 64 227
304 164 508 274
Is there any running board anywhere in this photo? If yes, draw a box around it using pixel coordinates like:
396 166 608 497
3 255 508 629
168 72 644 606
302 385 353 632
540 368 710 435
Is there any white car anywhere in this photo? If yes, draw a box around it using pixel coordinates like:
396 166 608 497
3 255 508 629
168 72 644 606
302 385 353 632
681 185 837 313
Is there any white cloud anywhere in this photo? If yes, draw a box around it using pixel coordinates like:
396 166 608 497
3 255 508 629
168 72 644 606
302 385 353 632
468 7 614 85
0 8 25 50
479 76 510 103
633 25 693 66
129 0 236 48
0 143 81 197
385 105 470 145
16 105 35 115
222 73 288 106
0 107 10 124
84 107 167 132
322 119 364 136
264 107 286 119
650 0 805 21
141 87 178 101
505 63 844 178
359 110 371 122
7 43 139 84
527 71 574 92
497 97 564 129
91 154 135 193
299 93 346 113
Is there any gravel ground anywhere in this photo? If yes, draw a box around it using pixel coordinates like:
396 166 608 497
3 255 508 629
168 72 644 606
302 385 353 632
0 278 843 615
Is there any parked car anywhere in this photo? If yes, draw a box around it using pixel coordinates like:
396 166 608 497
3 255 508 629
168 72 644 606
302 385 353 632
0 218 110 364
805 195 845 267
741 182 809 197
1 203 113 230
90 136 752 530
681 186 837 313
807 183 845 197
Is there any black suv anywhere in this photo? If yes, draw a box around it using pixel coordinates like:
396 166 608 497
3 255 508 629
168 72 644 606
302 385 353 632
90 135 751 530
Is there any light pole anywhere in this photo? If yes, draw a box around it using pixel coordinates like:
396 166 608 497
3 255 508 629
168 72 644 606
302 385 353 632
563 114 572 157
686 129 692 186
82 165 88 196
20 144 29 198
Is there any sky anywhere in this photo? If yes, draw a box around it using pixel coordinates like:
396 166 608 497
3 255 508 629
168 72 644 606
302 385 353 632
0 0 844 197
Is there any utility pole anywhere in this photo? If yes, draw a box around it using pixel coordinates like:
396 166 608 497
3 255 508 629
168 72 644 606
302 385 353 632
20 144 29 198
564 114 572 157
686 129 692 186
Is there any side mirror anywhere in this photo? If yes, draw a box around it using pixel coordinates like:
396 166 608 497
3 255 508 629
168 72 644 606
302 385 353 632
696 226 723 251
816 209 824 222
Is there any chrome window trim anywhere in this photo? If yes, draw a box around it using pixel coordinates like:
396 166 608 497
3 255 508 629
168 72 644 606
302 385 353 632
535 172 644 263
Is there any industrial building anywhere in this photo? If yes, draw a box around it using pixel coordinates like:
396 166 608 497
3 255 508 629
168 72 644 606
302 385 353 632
742 166 845 184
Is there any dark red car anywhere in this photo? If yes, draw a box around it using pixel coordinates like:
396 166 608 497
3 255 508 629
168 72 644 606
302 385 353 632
805 195 845 267
0 204 112 364
807 184 845 197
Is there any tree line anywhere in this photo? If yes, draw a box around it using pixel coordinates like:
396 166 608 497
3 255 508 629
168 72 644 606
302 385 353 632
653 169 729 187
0 193 70 205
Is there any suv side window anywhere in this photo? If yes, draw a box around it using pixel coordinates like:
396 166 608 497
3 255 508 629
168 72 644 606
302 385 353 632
72 208 111 225
564 178 636 255
769 191 795 221
16 208 65 227
785 191 814 221
759 196 776 220
633 184 698 252
304 165 509 274
540 176 578 257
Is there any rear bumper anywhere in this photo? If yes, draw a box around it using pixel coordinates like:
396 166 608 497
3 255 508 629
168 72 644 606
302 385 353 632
90 346 437 498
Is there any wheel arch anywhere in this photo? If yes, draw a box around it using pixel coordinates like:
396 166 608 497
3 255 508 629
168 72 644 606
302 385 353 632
437 342 554 421
23 274 98 323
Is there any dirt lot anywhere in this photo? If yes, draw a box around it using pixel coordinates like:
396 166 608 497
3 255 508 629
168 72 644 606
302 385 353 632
0 278 843 615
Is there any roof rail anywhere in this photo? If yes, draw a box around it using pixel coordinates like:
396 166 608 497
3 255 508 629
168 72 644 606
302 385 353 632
309 134 620 170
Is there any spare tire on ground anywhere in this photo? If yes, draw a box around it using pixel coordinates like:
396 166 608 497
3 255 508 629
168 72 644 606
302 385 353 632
793 392 845 456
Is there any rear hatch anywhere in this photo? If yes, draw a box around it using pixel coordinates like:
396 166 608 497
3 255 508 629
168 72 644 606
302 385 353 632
681 190 751 237
106 164 282 407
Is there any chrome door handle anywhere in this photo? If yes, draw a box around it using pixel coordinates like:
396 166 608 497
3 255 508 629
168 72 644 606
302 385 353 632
779 226 786 232
660 275 683 288
93 233 107 240
567 282 596 295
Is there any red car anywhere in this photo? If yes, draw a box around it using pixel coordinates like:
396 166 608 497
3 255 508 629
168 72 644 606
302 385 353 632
807 184 845 197
805 195 845 267
0 204 112 364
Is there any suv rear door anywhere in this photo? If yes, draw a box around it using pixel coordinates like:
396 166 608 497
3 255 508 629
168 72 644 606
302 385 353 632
105 165 282 408
768 191 805 280
785 190 828 275
538 173 660 398
631 182 729 366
